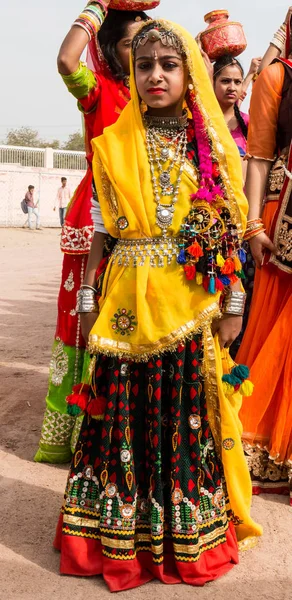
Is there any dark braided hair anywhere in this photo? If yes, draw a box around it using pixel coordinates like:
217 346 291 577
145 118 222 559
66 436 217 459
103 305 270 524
98 9 148 80
213 54 248 140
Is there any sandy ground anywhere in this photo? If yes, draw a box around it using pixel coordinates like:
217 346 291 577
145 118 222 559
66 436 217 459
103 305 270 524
0 227 291 600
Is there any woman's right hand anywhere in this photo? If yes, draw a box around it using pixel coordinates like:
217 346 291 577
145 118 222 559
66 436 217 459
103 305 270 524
249 231 277 269
80 312 99 344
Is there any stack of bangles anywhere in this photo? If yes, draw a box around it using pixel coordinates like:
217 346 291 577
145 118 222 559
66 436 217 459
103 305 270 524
243 218 266 241
73 0 108 41
222 290 246 317
271 23 286 53
76 285 99 314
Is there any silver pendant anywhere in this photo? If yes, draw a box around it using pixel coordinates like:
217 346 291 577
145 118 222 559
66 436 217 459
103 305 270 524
160 147 170 161
162 184 174 196
156 204 174 230
159 171 171 187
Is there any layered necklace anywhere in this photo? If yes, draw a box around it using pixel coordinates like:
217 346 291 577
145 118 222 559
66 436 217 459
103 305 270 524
145 110 188 235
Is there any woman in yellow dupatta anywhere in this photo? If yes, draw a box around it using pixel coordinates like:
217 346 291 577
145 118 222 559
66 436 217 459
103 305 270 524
54 19 262 592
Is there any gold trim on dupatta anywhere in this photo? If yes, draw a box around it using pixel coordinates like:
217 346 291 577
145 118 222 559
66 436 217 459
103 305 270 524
88 302 220 361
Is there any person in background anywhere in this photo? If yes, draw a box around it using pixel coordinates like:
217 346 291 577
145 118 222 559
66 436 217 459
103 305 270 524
212 55 255 357
54 177 71 226
34 2 149 465
25 185 41 230
236 11 292 506
213 55 249 180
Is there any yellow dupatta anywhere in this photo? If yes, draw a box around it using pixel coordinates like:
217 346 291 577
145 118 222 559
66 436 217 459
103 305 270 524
90 19 262 544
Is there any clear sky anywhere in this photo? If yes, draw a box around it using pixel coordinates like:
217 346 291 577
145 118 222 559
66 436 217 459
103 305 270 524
0 1 288 143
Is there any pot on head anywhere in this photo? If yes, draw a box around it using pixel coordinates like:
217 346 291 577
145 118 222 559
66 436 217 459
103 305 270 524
200 10 247 61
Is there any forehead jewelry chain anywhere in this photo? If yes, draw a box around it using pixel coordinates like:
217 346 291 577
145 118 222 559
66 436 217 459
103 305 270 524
146 120 187 235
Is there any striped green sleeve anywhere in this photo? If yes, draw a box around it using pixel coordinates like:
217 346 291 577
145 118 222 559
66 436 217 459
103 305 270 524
61 61 97 100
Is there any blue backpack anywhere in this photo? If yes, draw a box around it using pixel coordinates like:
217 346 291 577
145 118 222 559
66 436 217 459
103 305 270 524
21 199 28 214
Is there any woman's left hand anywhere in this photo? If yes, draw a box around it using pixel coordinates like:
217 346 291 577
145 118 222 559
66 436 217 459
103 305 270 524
212 315 243 349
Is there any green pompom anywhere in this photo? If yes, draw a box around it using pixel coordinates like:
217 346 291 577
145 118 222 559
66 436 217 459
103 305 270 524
232 364 250 382
222 373 242 386
67 405 82 417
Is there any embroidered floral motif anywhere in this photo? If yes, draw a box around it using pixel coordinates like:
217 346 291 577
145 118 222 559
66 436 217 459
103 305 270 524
50 339 69 386
64 270 75 292
61 225 94 254
111 308 137 336
222 438 235 451
117 216 129 230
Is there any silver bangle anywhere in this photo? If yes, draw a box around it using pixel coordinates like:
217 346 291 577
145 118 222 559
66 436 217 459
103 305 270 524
222 291 246 316
76 288 99 314
80 284 97 293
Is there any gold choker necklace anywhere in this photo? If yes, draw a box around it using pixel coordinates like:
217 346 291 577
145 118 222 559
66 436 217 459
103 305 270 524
144 109 188 131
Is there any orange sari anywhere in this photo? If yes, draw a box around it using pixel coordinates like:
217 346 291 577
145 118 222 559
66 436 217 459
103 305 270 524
237 62 292 503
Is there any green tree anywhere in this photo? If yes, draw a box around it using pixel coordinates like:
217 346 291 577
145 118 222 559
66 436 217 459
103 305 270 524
5 126 41 147
62 131 85 152
4 126 60 149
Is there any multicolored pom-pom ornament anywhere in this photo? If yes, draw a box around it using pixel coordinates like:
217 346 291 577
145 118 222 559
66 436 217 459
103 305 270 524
222 364 254 397
176 88 246 295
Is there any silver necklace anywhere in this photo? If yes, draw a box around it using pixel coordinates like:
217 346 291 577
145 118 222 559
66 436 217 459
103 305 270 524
146 124 187 234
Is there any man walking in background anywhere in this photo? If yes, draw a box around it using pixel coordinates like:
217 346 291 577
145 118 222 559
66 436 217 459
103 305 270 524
54 177 71 227
25 185 41 230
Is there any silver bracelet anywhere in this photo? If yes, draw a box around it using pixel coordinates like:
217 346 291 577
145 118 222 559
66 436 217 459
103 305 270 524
80 284 97 293
76 288 99 314
222 291 246 316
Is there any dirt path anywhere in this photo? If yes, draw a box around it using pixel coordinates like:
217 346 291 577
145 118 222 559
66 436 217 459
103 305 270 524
0 228 291 600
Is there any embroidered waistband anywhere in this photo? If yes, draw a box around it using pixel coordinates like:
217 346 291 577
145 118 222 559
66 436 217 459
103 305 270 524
111 236 182 268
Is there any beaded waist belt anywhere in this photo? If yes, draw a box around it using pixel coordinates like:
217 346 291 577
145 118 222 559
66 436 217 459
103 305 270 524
111 236 181 268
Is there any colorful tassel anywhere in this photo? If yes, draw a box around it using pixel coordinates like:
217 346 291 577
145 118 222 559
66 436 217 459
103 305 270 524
177 248 187 265
184 264 196 280
187 241 204 258
235 269 245 279
221 257 235 274
215 277 225 291
238 247 247 264
202 275 209 292
208 276 216 294
216 253 225 267
233 255 242 272
218 274 231 286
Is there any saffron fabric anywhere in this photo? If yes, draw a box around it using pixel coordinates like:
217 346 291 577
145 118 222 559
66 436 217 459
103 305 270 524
246 62 285 161
237 59 292 502
237 201 292 466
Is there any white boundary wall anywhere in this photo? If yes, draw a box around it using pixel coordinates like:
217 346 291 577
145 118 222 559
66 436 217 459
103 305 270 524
0 164 85 228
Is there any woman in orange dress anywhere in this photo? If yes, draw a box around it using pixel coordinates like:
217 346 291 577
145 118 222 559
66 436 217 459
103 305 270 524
236 18 292 503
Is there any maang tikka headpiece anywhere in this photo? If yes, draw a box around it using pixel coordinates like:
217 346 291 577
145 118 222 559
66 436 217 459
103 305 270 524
132 26 184 55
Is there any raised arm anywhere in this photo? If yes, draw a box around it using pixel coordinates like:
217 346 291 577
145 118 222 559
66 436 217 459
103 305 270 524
57 1 111 75
258 7 292 73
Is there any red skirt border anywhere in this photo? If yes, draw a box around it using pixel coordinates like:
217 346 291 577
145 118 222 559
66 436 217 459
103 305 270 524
54 514 239 592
